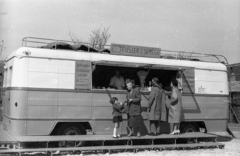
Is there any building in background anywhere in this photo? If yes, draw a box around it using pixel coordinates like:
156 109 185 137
228 63 240 123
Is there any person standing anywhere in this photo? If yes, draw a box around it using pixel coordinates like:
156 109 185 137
148 77 167 136
109 70 125 90
126 80 142 137
168 79 183 135
176 71 183 93
110 97 124 138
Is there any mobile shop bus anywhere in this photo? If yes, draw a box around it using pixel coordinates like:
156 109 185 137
2 37 229 146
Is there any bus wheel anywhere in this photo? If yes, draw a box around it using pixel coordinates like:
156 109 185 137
56 123 86 147
181 123 199 133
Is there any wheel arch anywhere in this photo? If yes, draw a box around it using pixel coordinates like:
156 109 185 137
180 121 207 132
50 121 92 135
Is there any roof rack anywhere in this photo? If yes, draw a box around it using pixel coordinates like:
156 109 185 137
22 37 228 64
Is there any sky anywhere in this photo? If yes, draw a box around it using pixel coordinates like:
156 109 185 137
0 0 239 64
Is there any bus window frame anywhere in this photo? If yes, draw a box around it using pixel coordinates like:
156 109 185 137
91 60 195 91
92 60 194 71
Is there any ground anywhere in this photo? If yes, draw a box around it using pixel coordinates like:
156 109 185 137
68 138 240 156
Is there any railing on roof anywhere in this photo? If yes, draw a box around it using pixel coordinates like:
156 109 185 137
22 37 228 64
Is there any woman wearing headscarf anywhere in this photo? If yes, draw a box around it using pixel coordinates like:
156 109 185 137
126 80 142 137
148 77 167 135
168 79 183 135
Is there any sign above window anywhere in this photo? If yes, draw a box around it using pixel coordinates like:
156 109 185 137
75 61 92 90
110 43 161 58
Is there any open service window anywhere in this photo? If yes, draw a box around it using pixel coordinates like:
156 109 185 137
92 61 195 93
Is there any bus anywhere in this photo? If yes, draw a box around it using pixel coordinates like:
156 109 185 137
1 37 229 146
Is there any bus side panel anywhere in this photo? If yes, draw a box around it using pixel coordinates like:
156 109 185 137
182 95 229 132
9 90 28 119
26 90 92 135
27 91 58 119
9 120 27 136
204 120 228 133
206 96 229 119
195 69 228 94
182 95 207 119
2 90 10 120
2 90 27 135
26 120 56 135
2 89 10 131
11 58 28 88
205 96 229 132
26 90 57 135
9 90 27 135
57 92 92 119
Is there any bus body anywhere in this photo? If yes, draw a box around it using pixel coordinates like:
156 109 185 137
2 39 229 137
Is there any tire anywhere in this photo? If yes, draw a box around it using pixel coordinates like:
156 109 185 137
180 123 199 133
56 123 86 147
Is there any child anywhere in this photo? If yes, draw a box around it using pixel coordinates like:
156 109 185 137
110 97 124 138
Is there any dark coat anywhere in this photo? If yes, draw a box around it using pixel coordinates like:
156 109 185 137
148 85 167 121
168 87 182 123
126 87 142 116
112 103 124 117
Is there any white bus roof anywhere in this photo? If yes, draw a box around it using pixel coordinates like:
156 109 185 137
7 47 227 71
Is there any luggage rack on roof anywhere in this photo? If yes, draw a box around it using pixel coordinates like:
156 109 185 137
22 37 228 64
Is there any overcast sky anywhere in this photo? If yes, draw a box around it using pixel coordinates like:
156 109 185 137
0 0 239 64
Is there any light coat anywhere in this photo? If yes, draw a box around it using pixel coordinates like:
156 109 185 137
168 86 182 123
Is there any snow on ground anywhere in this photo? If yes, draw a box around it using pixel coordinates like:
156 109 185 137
68 138 240 156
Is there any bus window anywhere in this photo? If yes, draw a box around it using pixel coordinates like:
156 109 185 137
92 64 181 91
92 65 139 90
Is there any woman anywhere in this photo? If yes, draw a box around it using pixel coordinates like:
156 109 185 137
148 77 167 135
126 80 142 137
168 79 183 135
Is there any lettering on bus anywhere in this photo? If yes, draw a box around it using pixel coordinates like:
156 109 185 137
110 43 161 58
75 61 92 90
165 52 193 60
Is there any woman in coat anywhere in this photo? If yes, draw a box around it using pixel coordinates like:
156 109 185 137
168 79 183 135
148 77 167 135
126 80 142 137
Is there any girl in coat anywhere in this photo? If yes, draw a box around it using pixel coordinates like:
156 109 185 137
110 97 124 138
168 79 183 135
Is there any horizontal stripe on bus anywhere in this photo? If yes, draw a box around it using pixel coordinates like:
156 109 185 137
2 87 229 97
3 115 229 121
